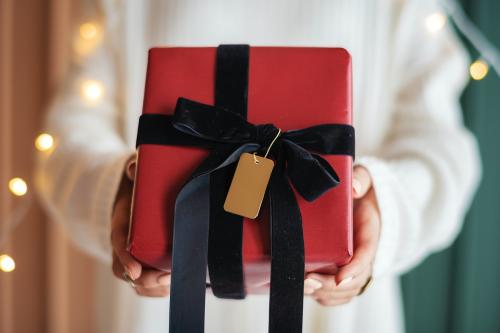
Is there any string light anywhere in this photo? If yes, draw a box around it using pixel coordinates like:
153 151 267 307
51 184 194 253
0 254 16 273
80 80 104 102
442 0 500 77
8 178 28 197
470 59 489 80
426 12 447 34
35 133 54 152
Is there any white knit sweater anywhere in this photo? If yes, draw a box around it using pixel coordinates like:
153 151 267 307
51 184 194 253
36 0 481 332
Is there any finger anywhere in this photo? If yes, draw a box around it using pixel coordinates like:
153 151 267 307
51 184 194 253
310 267 371 300
337 204 379 283
134 270 171 288
334 267 371 292
312 288 359 300
111 186 142 280
304 273 336 294
134 285 170 298
353 203 380 256
337 218 375 282
303 275 326 295
352 166 372 198
113 244 142 281
336 242 374 284
112 253 126 279
111 227 142 280
315 296 352 307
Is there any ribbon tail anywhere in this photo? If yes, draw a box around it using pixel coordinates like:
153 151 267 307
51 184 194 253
169 143 258 333
209 155 246 299
268 157 305 333
169 172 210 333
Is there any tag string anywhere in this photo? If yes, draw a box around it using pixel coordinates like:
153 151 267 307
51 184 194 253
253 128 282 164
264 128 282 158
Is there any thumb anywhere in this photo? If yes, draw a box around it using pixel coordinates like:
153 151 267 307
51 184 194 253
352 166 372 199
125 155 137 181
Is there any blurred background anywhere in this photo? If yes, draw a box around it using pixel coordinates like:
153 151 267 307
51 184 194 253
0 0 498 332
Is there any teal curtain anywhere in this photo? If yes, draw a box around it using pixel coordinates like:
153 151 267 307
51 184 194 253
402 1 500 332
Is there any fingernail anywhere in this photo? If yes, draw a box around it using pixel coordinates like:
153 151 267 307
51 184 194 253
125 267 136 280
158 274 171 285
126 265 140 280
352 179 361 196
338 276 353 286
304 287 314 295
304 278 323 290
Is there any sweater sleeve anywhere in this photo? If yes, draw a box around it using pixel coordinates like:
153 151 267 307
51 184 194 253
35 17 135 263
357 0 481 278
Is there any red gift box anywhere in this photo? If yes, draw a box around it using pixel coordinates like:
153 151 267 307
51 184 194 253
128 46 353 294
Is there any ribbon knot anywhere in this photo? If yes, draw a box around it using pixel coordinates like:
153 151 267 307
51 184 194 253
255 123 280 154
169 97 354 202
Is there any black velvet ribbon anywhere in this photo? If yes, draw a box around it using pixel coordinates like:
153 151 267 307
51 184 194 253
136 45 355 333
208 45 249 301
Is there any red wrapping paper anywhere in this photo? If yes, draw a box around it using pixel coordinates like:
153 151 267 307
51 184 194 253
128 46 353 293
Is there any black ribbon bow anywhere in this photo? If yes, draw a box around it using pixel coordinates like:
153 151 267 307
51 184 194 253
139 97 354 200
135 45 355 333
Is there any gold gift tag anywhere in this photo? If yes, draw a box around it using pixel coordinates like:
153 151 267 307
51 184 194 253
223 152 274 219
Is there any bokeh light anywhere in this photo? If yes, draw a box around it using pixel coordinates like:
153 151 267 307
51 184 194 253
470 59 489 80
80 80 104 102
0 254 16 273
8 178 28 196
426 12 447 34
35 133 54 152
79 22 99 40
74 21 102 56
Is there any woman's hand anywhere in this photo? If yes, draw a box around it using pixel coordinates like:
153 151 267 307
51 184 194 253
111 157 171 297
304 166 381 306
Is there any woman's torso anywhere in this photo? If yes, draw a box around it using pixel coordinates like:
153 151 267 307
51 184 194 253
105 1 407 333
